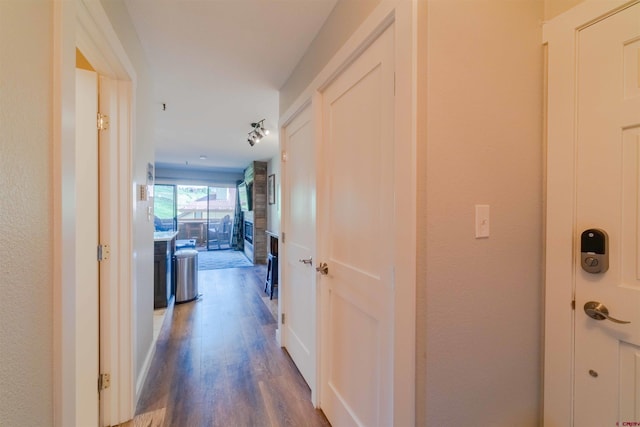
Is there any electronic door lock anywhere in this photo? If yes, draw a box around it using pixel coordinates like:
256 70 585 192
580 228 608 274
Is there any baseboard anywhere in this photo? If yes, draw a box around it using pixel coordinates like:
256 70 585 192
135 303 172 405
135 335 157 405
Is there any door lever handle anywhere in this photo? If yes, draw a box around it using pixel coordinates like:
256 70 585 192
298 257 313 265
584 301 631 324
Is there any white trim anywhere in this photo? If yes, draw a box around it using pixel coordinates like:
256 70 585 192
77 2 136 423
117 80 135 420
53 2 78 425
54 1 136 425
77 0 136 81
543 0 639 424
311 91 323 409
391 3 417 425
278 0 417 423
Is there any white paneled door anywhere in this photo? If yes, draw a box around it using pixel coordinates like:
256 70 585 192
319 23 395 427
573 3 640 425
282 104 318 398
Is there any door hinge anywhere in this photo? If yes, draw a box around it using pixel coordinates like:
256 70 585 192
281 313 285 324
97 244 111 262
571 300 576 310
281 151 288 162
97 113 109 131
98 373 111 391
281 232 285 244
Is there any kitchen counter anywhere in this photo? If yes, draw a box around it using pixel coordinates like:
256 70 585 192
154 231 178 241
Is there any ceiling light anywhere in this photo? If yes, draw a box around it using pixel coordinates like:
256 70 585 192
247 119 269 147
199 155 207 160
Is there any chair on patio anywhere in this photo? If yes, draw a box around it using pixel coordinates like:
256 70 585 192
218 215 232 249
207 225 221 250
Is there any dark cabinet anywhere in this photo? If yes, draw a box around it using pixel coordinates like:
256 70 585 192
154 236 176 308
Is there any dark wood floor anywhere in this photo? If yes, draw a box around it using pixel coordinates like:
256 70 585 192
134 265 330 427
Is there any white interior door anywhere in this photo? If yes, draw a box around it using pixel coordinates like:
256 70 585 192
573 3 640 425
319 23 395 427
282 104 317 399
76 68 100 426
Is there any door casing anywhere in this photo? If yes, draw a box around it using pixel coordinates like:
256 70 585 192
53 0 136 425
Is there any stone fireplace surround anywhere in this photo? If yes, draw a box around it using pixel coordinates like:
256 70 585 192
243 161 267 264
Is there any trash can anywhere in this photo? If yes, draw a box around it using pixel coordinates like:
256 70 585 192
175 249 198 303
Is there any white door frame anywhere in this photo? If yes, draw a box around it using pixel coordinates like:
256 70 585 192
53 0 136 425
543 1 639 424
279 1 416 424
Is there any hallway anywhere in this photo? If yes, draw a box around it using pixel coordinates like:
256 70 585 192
131 266 330 427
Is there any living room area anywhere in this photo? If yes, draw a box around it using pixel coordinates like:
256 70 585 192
151 160 279 307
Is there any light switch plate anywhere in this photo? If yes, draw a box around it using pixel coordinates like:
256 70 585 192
138 184 148 201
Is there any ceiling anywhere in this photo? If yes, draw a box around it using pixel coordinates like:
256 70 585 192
124 0 337 172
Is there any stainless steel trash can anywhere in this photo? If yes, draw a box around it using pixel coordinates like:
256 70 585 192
175 249 198 303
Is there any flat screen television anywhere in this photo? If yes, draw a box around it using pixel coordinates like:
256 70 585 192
238 181 252 212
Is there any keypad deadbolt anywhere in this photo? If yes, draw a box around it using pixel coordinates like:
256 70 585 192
581 229 608 274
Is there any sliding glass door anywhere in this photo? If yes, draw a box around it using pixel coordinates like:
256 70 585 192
155 184 237 251
153 185 176 232
176 185 207 249
206 186 236 251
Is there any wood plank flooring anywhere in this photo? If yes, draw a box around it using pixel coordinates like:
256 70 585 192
128 265 330 427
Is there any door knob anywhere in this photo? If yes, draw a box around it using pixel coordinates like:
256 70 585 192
583 301 631 324
315 262 329 275
298 257 313 265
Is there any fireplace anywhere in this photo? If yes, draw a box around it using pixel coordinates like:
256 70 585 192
244 220 253 244
244 220 254 262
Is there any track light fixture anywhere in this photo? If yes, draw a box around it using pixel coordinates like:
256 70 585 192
247 119 269 147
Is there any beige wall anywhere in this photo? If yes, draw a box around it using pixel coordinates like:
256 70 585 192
279 0 380 113
545 0 585 20
422 0 543 424
100 0 157 391
0 1 53 425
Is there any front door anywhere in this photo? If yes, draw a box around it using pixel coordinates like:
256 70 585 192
318 23 395 426
573 3 640 424
282 103 317 399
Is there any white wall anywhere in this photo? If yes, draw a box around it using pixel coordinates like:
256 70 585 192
266 158 280 234
100 0 157 394
421 1 543 425
0 1 53 425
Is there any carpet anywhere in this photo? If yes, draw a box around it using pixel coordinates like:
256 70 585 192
197 249 253 270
